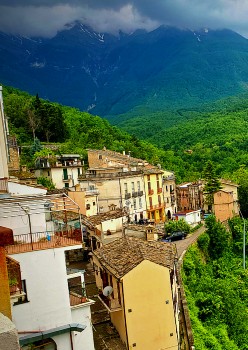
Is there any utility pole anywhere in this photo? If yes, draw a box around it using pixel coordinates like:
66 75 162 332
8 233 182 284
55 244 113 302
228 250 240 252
239 209 246 270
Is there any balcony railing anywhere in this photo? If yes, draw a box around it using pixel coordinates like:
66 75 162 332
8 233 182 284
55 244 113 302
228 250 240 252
125 193 131 200
79 170 143 179
148 189 154 195
132 192 138 198
69 284 88 306
62 174 72 181
85 189 99 196
148 203 165 211
98 293 122 312
5 229 82 254
137 190 143 196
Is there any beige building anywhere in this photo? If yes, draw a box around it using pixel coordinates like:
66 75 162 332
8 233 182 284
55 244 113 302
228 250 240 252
220 179 239 216
92 237 179 350
35 154 83 189
68 185 99 217
213 190 235 222
79 167 147 223
0 86 9 194
163 170 177 219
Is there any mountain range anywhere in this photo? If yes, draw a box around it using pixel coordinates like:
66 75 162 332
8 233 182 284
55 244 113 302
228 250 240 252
1 22 248 118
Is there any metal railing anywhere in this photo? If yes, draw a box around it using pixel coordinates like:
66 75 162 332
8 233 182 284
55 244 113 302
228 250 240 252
5 229 82 254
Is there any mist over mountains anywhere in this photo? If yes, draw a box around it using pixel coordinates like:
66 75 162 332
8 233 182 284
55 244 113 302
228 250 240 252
1 22 248 117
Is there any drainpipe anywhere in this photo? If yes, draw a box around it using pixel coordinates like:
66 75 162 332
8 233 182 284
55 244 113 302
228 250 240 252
121 281 129 349
69 330 74 350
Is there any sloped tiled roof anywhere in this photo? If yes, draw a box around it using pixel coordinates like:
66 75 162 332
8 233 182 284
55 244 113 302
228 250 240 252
81 209 125 228
93 236 177 279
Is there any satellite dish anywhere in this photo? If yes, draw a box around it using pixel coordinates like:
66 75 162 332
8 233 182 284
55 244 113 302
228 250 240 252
103 286 113 297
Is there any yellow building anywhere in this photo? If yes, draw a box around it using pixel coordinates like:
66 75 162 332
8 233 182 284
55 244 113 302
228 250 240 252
143 168 165 223
92 237 179 350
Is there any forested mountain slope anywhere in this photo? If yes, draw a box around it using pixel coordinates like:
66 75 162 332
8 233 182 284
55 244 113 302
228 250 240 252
4 85 248 185
2 24 248 118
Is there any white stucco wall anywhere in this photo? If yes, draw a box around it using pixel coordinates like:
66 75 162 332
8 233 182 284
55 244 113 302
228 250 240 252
8 182 47 196
11 245 94 350
71 304 95 350
51 167 81 189
102 217 123 233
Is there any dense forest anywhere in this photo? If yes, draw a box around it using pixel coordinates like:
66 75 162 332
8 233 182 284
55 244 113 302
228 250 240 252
183 216 248 349
4 84 248 209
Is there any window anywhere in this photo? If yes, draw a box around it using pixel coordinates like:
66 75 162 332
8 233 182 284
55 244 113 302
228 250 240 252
77 168 81 176
131 182 135 192
124 183 128 194
166 185 168 192
93 202 96 206
98 155 102 160
137 181 140 191
133 199 137 210
147 175 150 181
149 197 153 208
139 197 142 208
47 171 50 176
158 195 161 205
86 204 90 210
64 183 69 188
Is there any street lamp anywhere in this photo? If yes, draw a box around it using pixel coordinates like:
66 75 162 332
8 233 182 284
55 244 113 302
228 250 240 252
239 209 246 270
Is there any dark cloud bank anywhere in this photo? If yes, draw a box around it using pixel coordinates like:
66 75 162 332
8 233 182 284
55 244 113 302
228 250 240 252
0 0 247 38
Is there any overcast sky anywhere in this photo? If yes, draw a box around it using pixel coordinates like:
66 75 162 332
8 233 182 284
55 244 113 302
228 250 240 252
0 0 248 38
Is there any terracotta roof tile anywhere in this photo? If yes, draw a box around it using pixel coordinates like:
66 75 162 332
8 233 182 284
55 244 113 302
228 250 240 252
93 236 177 279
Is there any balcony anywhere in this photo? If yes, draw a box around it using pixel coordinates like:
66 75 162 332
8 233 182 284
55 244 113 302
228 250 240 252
62 174 72 181
137 190 143 196
7 256 27 303
125 193 131 200
157 188 163 194
147 203 165 211
85 188 99 196
132 192 138 198
98 293 122 312
148 189 154 196
69 283 88 307
5 229 82 255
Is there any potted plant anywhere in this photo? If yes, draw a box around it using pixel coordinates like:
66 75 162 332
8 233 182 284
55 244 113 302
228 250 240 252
9 277 19 294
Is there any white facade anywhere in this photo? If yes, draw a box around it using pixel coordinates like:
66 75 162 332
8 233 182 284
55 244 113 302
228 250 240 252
173 209 201 227
8 182 47 196
79 173 147 222
1 194 95 350
11 247 95 350
35 155 83 190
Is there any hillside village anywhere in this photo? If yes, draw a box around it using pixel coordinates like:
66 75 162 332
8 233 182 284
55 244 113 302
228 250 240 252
0 86 241 350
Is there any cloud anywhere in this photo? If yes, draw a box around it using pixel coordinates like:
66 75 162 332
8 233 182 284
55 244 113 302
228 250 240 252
0 0 248 38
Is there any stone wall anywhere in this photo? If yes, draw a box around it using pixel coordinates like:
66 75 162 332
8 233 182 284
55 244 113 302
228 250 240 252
0 313 20 350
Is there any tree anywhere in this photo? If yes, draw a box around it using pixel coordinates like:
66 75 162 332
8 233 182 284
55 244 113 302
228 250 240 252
37 177 55 190
203 161 222 212
205 215 230 260
27 108 40 140
164 218 191 235
30 137 42 157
